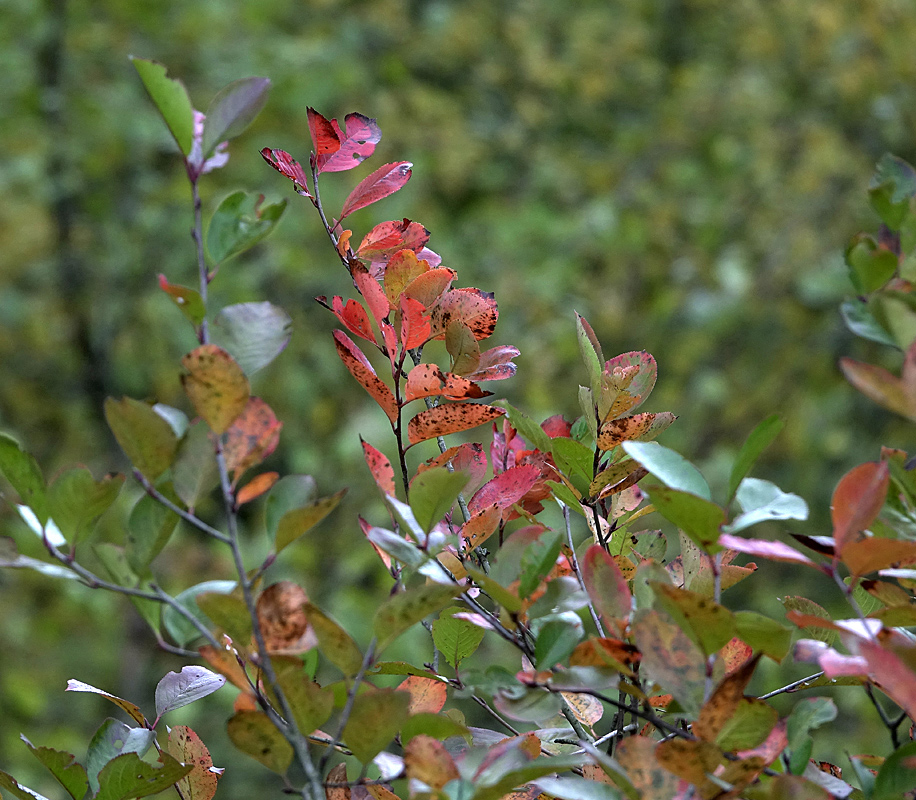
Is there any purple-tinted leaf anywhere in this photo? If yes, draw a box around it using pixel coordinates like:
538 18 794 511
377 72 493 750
155 666 226 718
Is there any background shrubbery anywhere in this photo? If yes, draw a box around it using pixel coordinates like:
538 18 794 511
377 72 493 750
3 0 916 795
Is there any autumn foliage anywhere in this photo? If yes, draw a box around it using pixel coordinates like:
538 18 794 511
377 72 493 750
3 59 916 800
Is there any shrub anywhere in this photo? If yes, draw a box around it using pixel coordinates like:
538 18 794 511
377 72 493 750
2 59 916 800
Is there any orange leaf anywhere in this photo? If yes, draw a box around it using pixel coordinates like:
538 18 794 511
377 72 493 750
199 644 254 693
460 503 502 549
336 229 352 258
404 364 489 403
181 345 250 434
597 411 677 451
406 403 504 446
404 268 456 309
404 735 460 790
397 675 448 714
841 538 916 577
168 726 221 800
333 330 398 423
361 439 395 497
694 655 760 742
236 471 280 506
384 249 428 307
720 637 754 676
417 443 488 494
222 397 282 484
330 296 376 345
430 288 499 341
256 582 312 654
831 461 889 554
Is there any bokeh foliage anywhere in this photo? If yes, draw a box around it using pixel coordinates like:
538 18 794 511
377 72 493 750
3 0 916 792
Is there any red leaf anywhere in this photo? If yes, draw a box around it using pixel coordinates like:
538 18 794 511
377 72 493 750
430 288 499 341
418 443 488 494
400 296 432 350
260 148 310 196
333 330 398 423
340 162 412 220
352 264 390 328
357 219 431 260
407 403 505 446
463 345 520 382
468 463 541 515
404 364 490 403
361 438 395 497
831 461 890 554
581 545 632 632
222 397 283 484
309 108 381 174
330 296 376 345
859 637 916 721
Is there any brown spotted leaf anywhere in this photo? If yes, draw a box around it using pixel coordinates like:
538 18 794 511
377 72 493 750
615 736 681 800
333 330 398 423
651 583 736 657
404 364 489 403
597 411 677 451
430 288 499 341
181 345 250 434
168 725 220 800
570 637 641 673
221 397 282 484
598 351 657 422
256 582 311 654
362 438 396 497
407 403 504 446
460 503 502 549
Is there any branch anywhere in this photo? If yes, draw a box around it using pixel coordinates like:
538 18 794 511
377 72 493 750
133 470 231 544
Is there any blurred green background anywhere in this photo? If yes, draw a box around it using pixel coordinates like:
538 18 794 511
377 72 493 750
3 0 916 794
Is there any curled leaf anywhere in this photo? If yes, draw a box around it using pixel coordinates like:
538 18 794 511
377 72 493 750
340 161 412 220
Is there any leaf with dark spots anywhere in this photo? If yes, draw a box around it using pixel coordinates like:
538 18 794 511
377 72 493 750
831 460 890 554
340 161 412 220
362 438 396 497
221 398 282 484
256 582 310 654
399 295 432 350
468 464 541 515
181 345 250 434
430 288 499 341
597 411 677 451
329 296 376 345
404 364 489 403
460 504 502 549
259 148 310 196
598 351 657 422
406 403 505 446
357 219 430 260
333 330 398 423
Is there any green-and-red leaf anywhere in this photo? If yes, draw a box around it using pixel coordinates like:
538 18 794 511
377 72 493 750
582 545 632 631
333 331 398 423
384 249 429 307
181 345 250 434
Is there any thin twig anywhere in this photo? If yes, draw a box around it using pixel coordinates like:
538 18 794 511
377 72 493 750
133 470 231 543
562 503 604 636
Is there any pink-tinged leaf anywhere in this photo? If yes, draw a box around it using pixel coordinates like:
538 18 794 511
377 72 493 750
333 330 398 423
417 247 442 267
329 296 376 345
221 397 282 484
464 345 520 382
407 403 505 446
181 345 250 434
468 463 541 515
718 534 819 567
460 503 502 548
542 414 572 438
340 161 412 220
384 249 429 307
582 545 632 632
404 268 457 310
168 725 220 800
404 364 489 403
418 443 488 494
380 321 398 359
310 110 382 173
259 148 310 196
841 538 916 577
430 288 499 341
352 264 390 328
840 357 916 420
794 640 869 677
359 516 392 569
859 638 916 721
598 411 677 451
399 296 432 350
599 351 657 421
362 439 395 497
397 675 448 715
357 219 430 260
831 461 890 554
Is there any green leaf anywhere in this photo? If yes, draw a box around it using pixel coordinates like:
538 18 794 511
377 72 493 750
85 719 155 795
157 276 206 328
196 592 252 644
492 685 563 723
226 711 292 774
374 582 462 651
578 385 598 442
161 580 236 647
622 441 710 499
126 485 180 573
201 77 271 159
400 712 470 744
0 771 50 800
845 233 898 294
301 602 363 676
715 697 778 751
518 529 563 599
0 433 47 523
780 596 837 645
268 660 334 736
171 421 220 508
535 776 621 800
432 606 486 668
210 301 292 376
94 544 160 635
786 697 837 750
493 401 552 452
642 484 725 549
551 436 595 486
130 57 195 155
547 479 585 513
207 192 286 263
155 665 226 717
534 615 583 668
724 477 808 534
20 739 88 800
473 754 588 800
47 468 124 543
366 526 427 567
266 475 317 537
734 611 794 662
840 298 898 348
273 489 345 554
465 565 523 613
874 740 916 800
869 153 916 229
651 583 735 657
105 397 179 481
385 494 426 542
728 414 784 502
341 689 411 763
576 313 605 397
409 466 469 533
